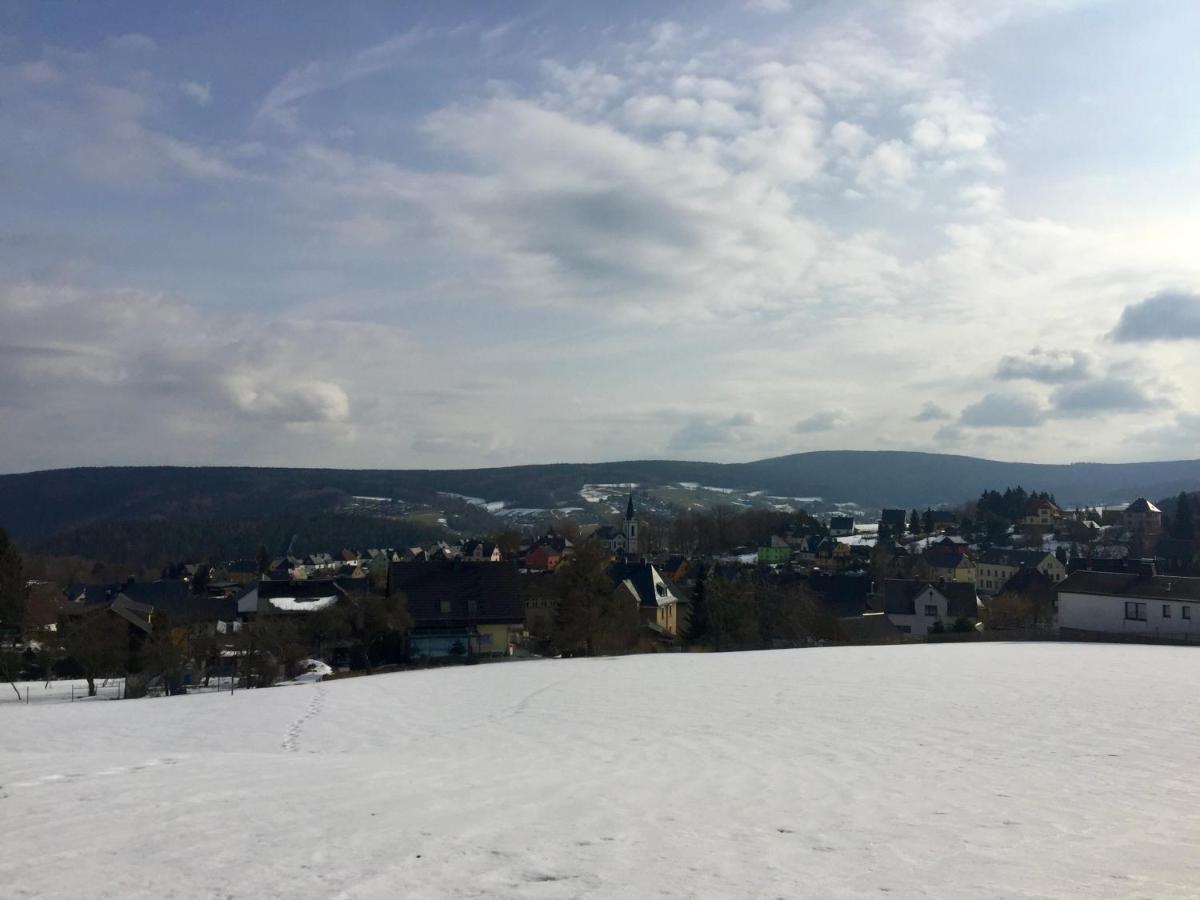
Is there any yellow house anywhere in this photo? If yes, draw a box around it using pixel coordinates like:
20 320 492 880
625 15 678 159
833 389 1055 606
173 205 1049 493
925 552 976 583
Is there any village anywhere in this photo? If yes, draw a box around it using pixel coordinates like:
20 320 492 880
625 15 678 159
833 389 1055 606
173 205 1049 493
4 487 1198 701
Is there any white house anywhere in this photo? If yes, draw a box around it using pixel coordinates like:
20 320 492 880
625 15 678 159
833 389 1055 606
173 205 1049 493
1056 567 1199 640
881 579 979 637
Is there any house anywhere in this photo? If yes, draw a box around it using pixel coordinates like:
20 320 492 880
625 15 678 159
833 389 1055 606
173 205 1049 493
811 538 852 571
757 536 792 565
975 548 1068 595
829 515 855 537
1020 498 1063 528
389 560 523 658
882 579 979 636
461 540 502 562
923 551 975 583
793 534 824 564
928 510 957 529
519 572 559 638
1056 564 1199 640
879 509 908 535
525 544 563 571
1122 498 1163 533
252 579 345 617
610 561 690 637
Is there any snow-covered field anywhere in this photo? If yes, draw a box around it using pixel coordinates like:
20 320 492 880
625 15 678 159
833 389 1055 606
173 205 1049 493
3 644 1199 898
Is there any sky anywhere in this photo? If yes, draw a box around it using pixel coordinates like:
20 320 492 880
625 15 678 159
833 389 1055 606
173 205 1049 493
3 0 1200 473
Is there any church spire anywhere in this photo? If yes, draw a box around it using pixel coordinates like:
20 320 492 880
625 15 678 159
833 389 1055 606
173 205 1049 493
626 492 635 521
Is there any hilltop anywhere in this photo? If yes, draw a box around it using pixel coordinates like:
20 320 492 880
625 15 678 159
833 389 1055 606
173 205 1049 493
3 451 1200 563
3 644 1198 897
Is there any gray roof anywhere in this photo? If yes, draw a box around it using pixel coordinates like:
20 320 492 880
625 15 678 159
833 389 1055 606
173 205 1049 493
609 562 687 608
1057 570 1200 602
882 578 977 618
978 548 1053 568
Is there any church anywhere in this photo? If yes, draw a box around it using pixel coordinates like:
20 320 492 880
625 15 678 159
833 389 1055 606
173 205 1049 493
590 493 639 556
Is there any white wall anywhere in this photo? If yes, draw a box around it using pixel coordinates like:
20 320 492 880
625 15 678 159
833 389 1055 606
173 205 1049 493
1058 591 1198 638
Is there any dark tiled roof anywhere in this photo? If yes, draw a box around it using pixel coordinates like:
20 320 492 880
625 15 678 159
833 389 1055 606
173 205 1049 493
389 560 523 626
1000 568 1054 596
882 579 922 615
609 562 687 608
1125 497 1160 513
925 553 969 569
939 582 979 619
1057 570 1200 602
979 548 1053 568
882 578 977 618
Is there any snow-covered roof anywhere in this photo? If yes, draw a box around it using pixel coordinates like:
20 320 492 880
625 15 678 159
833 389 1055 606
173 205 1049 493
267 595 338 612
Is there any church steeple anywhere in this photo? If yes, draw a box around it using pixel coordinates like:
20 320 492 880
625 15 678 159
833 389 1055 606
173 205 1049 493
625 492 635 521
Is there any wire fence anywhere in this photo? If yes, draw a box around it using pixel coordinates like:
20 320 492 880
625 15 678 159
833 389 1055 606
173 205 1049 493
1 678 126 704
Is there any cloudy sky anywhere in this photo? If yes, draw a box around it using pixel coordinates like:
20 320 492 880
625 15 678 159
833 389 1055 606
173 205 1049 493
3 0 1200 473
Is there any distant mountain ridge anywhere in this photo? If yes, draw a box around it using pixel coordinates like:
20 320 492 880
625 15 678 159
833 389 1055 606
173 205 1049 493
4 451 1200 552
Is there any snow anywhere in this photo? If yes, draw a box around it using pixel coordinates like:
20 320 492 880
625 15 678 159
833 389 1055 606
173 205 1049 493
3 644 1200 898
267 595 338 612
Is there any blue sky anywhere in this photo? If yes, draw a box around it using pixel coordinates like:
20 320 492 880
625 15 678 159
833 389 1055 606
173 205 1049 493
2 0 1200 472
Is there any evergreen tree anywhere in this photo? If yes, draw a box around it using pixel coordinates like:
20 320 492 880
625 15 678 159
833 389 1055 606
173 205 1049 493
923 508 935 535
908 509 920 535
686 563 709 644
1171 492 1195 541
0 527 25 638
256 544 271 576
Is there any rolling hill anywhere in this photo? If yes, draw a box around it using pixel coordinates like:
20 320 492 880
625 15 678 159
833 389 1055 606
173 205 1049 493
3 451 1200 565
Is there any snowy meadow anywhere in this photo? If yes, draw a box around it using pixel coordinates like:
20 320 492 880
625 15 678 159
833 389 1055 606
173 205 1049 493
2 643 1198 898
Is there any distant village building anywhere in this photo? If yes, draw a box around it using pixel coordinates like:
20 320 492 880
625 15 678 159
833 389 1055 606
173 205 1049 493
975 549 1068 595
881 579 978 636
1020 498 1063 528
610 561 689 637
879 509 907 535
1122 498 1162 533
1057 564 1198 640
829 515 855 537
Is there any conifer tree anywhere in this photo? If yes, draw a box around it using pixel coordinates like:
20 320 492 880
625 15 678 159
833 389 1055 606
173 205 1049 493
1172 493 1195 541
686 563 709 644
0 528 25 639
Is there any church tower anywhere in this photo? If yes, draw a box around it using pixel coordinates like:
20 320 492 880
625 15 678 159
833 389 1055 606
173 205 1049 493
623 493 638 555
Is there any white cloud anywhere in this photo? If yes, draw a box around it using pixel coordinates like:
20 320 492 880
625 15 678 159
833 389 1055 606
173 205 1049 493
959 392 1045 428
857 139 915 189
256 25 433 126
180 80 212 106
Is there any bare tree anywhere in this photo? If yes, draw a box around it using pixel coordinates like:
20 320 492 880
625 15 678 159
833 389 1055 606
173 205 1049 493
64 612 128 697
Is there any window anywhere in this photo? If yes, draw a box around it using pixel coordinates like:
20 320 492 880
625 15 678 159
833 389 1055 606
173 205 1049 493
1162 604 1171 618
1184 606 1192 620
1124 602 1147 622
439 599 451 615
896 625 911 634
924 604 938 616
